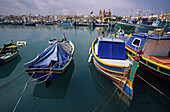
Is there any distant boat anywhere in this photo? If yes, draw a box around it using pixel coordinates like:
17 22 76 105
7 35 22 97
115 21 136 33
57 21 72 27
48 38 61 46
124 33 170 83
25 22 36 26
0 41 19 66
16 41 26 47
89 21 95 28
24 37 74 81
89 35 139 100
45 21 54 25
135 20 170 33
11 21 23 25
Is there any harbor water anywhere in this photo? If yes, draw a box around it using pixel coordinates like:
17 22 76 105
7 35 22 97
0 25 169 112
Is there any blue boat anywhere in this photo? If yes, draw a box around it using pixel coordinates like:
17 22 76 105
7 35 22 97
0 41 19 66
89 35 139 100
24 39 74 81
135 20 170 33
125 33 170 83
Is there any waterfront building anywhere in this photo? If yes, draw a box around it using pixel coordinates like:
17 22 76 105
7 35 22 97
99 9 111 22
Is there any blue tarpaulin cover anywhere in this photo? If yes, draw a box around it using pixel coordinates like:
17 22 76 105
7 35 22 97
98 41 126 60
33 43 70 68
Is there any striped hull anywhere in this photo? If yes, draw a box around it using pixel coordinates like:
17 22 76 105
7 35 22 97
0 51 19 66
93 58 133 99
125 45 170 83
91 38 136 99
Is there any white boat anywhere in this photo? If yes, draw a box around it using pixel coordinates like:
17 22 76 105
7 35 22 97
16 41 26 47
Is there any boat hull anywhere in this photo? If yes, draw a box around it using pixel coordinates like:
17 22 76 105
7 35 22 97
0 43 19 66
91 38 139 100
25 59 73 81
115 22 135 33
135 24 170 33
25 40 74 81
125 45 170 83
93 58 133 99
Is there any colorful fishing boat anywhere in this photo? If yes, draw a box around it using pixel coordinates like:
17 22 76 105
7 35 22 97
24 37 74 81
125 33 170 83
89 36 139 100
0 41 19 66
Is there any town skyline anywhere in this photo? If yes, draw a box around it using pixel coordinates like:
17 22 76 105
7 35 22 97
0 0 170 16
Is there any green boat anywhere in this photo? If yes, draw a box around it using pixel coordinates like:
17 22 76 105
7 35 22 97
0 41 19 66
115 22 136 33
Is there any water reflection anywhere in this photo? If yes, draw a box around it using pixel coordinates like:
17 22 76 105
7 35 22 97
33 60 74 99
88 63 130 111
0 55 21 79
88 62 170 112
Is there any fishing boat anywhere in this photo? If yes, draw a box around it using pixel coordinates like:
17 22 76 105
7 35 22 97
114 21 136 33
33 60 74 99
125 33 170 83
48 38 59 46
45 21 54 25
57 21 73 27
24 37 74 81
0 41 19 66
88 35 140 100
25 22 36 26
135 20 170 33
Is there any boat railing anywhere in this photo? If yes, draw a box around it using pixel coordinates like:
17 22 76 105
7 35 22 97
125 46 170 71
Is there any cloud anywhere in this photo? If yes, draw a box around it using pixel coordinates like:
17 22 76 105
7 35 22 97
0 0 169 16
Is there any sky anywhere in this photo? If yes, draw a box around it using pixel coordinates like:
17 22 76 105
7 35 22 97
0 0 169 16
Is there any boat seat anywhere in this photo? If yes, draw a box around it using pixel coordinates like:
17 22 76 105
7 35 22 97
146 56 170 67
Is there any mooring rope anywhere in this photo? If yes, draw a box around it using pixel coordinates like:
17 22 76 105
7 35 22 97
92 86 116 112
137 74 170 100
0 71 53 106
100 88 118 112
35 71 52 85
0 71 25 89
12 72 35 112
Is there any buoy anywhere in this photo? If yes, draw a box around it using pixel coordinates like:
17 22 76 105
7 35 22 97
88 53 93 63
89 47 92 55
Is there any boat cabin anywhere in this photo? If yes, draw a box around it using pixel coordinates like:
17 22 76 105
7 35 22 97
97 37 126 60
126 33 170 67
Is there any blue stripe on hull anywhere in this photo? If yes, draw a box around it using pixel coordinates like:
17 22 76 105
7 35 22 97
93 57 123 73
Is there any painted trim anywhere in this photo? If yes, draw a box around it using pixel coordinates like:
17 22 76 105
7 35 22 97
92 38 126 68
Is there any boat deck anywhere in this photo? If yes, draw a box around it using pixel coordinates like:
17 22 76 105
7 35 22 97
146 56 170 67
